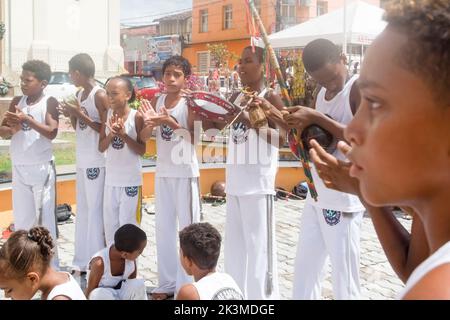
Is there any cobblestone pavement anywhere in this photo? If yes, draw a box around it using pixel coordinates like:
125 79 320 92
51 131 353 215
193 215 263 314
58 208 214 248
0 198 411 300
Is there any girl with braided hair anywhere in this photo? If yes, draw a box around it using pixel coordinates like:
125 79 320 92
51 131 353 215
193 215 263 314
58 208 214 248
0 226 86 300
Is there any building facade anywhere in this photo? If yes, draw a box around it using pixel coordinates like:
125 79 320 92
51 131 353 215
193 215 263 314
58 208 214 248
121 11 191 77
156 10 192 44
0 0 124 86
121 24 159 75
184 0 381 75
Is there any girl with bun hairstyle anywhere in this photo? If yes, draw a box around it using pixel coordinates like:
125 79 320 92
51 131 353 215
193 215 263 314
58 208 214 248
0 226 86 300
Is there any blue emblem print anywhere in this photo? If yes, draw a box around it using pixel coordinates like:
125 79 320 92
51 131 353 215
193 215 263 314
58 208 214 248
323 209 341 226
125 186 138 197
21 114 34 131
160 124 173 141
78 107 89 130
86 168 100 180
232 122 249 144
112 136 125 150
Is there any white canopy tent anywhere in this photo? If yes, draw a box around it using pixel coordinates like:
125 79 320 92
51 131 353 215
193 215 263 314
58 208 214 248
268 1 387 49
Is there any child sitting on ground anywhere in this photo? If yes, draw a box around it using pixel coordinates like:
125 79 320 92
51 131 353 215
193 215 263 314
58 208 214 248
177 222 243 300
86 224 147 300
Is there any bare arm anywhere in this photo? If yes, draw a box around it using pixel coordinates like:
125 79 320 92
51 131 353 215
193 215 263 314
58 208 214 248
284 106 346 142
184 106 200 145
129 261 137 279
366 205 429 283
35 97 59 140
69 115 77 130
85 257 104 298
82 89 108 133
176 284 200 300
310 139 430 283
98 121 113 153
64 90 109 133
259 93 287 147
0 96 21 138
0 126 12 138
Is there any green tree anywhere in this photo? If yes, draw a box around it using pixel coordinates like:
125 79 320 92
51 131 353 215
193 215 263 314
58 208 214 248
206 43 238 69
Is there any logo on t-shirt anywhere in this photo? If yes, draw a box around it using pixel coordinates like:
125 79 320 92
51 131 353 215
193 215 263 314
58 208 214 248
160 124 174 141
212 287 244 300
112 136 125 150
231 122 249 144
322 209 341 226
86 168 100 180
21 114 34 131
125 186 138 197
78 107 89 130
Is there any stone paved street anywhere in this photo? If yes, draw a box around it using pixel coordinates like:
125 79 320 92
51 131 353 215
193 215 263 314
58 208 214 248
0 198 411 300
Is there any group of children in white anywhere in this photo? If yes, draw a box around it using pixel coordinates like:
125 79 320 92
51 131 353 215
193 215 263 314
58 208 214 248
1 0 449 301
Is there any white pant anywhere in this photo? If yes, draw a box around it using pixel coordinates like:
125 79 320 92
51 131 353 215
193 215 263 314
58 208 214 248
103 185 142 245
293 203 364 300
153 177 201 296
224 194 279 300
12 162 59 268
89 279 147 300
72 167 106 272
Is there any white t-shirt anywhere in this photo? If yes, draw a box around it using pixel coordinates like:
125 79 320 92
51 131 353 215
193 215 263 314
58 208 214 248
75 86 106 169
397 241 450 299
155 94 199 178
90 244 136 288
10 95 53 166
306 75 365 212
46 272 86 300
226 90 278 196
105 108 142 187
192 272 244 300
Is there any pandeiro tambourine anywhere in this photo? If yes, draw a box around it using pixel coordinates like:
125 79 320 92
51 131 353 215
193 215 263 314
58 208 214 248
185 91 240 122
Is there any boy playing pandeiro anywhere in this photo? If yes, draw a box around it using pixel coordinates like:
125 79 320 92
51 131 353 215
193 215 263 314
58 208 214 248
0 60 60 267
177 222 243 300
139 56 201 300
86 224 147 300
60 53 109 274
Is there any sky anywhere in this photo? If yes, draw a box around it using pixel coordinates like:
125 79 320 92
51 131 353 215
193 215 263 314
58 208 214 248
120 0 192 26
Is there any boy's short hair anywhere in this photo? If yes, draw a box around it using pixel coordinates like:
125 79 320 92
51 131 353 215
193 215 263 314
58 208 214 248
384 0 450 103
302 39 341 73
114 224 147 253
22 60 52 82
162 55 192 77
69 53 95 78
179 223 221 270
